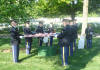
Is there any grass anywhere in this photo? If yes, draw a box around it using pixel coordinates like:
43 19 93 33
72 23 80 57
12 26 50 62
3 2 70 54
0 38 100 70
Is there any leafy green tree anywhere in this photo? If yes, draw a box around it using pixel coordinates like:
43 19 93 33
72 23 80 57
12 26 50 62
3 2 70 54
0 0 83 22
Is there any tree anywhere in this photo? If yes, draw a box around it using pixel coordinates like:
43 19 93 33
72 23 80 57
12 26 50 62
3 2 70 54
0 0 83 22
0 0 32 22
78 0 89 49
81 0 89 36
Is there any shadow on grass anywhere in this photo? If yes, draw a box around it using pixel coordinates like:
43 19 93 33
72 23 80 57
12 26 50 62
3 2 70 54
0 38 10 46
0 38 39 62
0 38 11 50
1 37 100 70
19 38 39 62
19 47 38 62
65 38 100 70
0 38 39 49
0 38 25 49
43 38 100 70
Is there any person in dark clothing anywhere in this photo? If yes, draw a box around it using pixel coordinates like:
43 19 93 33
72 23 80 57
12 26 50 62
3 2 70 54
85 24 93 48
10 20 21 63
23 21 33 55
73 20 78 51
69 19 78 52
57 19 71 66
68 20 76 56
36 21 44 46
48 22 55 47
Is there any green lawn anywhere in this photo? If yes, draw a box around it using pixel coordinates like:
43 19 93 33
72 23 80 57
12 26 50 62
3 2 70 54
0 38 100 70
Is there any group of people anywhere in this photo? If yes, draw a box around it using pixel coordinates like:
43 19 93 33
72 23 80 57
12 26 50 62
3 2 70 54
57 19 78 66
10 19 93 66
57 19 93 66
10 20 55 63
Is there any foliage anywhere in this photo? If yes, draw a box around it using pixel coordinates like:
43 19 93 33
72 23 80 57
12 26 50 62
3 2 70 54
0 0 100 22
0 0 83 22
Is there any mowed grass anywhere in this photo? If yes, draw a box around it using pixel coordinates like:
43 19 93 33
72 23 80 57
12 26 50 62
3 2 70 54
0 38 100 70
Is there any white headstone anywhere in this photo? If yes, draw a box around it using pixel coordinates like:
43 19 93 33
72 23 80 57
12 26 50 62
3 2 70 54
78 36 85 49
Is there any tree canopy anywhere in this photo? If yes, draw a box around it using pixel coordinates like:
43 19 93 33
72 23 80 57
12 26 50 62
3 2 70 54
1 0 99 22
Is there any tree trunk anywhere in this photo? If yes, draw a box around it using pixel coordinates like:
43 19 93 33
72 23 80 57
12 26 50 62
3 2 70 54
78 0 89 49
81 0 89 36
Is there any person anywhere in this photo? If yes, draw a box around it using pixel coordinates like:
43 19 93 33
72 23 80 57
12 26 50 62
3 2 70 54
57 19 71 66
48 22 55 47
85 24 93 48
73 19 78 51
36 21 44 46
10 20 21 63
23 21 33 55
68 20 75 56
